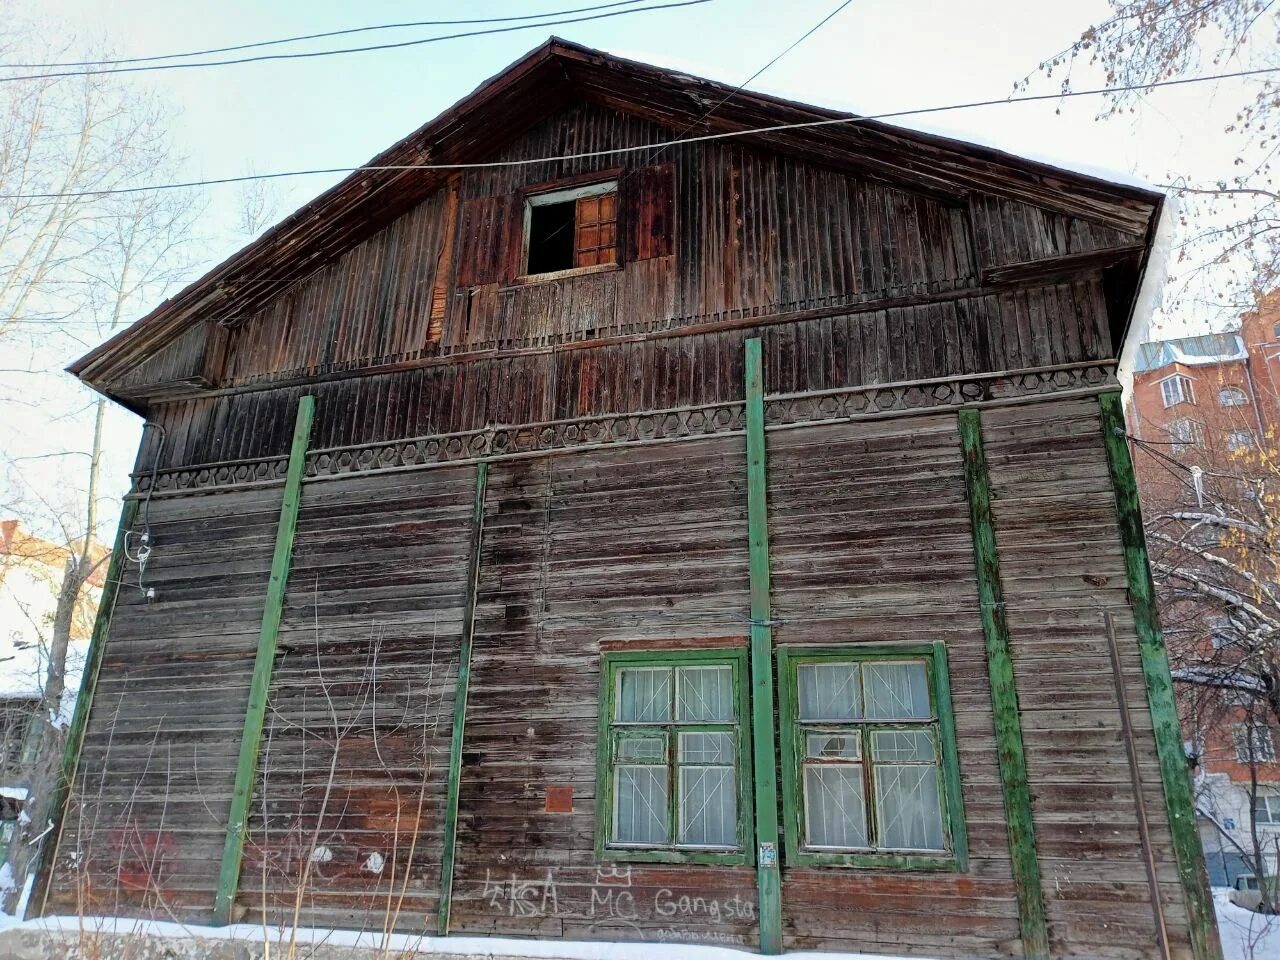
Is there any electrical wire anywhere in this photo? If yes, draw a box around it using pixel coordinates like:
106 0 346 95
4 64 1272 202
0 0 710 83
535 1 855 253
0 1 655 69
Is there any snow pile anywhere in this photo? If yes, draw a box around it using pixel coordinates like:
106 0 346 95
1215 889 1279 960
11 916 930 960
1 894 1270 958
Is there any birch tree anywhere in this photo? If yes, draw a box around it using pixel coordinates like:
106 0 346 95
1027 1 1280 312
0 21 200 911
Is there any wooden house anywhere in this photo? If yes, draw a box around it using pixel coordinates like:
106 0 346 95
43 40 1221 960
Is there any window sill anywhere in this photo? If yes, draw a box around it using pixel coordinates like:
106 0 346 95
507 261 620 288
789 850 961 871
600 846 753 867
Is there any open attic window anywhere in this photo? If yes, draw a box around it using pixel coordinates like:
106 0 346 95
523 180 617 277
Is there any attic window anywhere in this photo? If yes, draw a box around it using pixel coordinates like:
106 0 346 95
523 180 617 277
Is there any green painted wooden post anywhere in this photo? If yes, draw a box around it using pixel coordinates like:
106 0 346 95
438 460 488 935
957 407 1050 960
31 496 141 913
744 337 783 955
212 395 315 926
1097 392 1222 960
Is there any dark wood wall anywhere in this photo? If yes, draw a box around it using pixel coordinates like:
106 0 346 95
983 398 1191 958
136 275 1114 475
449 436 757 946
233 465 476 930
51 401 1193 959
113 100 1143 438
49 484 281 918
766 415 1021 956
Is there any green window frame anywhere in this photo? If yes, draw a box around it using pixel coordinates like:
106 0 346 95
776 643 968 871
595 648 754 865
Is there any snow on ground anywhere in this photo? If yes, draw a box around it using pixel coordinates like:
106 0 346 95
1215 889 1279 960
0 893 1272 958
0 915 924 959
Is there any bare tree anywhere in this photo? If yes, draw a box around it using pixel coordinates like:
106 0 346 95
1026 1 1280 313
1133 416 1280 911
0 20 201 912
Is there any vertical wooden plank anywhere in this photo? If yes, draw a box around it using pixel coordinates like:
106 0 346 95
957 406 1049 960
437 460 489 935
32 497 141 914
212 394 315 926
744 336 782 955
1097 391 1222 960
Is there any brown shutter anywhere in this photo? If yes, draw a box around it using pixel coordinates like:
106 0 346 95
457 194 518 287
427 180 461 345
624 163 676 262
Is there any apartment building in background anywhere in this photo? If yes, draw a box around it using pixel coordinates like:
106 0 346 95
1128 295 1280 884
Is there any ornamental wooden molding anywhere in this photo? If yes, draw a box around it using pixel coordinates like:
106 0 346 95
130 361 1118 496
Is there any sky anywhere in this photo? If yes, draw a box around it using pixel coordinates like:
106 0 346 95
0 0 1261 543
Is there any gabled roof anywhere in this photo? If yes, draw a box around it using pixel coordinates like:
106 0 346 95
70 37 1163 393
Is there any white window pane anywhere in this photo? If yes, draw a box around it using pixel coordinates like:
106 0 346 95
679 731 734 764
871 730 936 763
874 763 944 851
618 736 666 762
798 662 861 721
804 764 868 849
679 766 736 847
806 733 861 760
617 667 671 723
676 665 734 722
863 661 931 719
614 765 668 844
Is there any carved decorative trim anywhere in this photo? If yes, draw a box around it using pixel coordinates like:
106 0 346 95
307 402 750 479
135 456 290 495
765 362 1119 425
130 362 1117 496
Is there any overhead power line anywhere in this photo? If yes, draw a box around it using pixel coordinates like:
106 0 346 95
0 1 655 69
3 64 1271 203
643 0 855 167
0 1 710 83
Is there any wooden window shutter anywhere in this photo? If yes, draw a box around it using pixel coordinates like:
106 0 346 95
624 163 676 262
457 194 517 287
428 180 461 345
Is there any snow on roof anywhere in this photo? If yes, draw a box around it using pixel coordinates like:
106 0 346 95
609 48 1159 194
1133 332 1248 373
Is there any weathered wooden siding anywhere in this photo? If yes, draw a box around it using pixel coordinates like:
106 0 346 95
121 101 1139 397
982 398 1191 960
231 465 475 929
47 485 281 918
767 415 1021 957
448 437 759 947
137 276 1113 475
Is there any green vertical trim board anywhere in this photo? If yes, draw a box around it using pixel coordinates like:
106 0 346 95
931 640 970 873
957 407 1049 960
744 336 783 955
212 395 315 926
438 460 488 935
1097 391 1222 960
32 496 141 914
